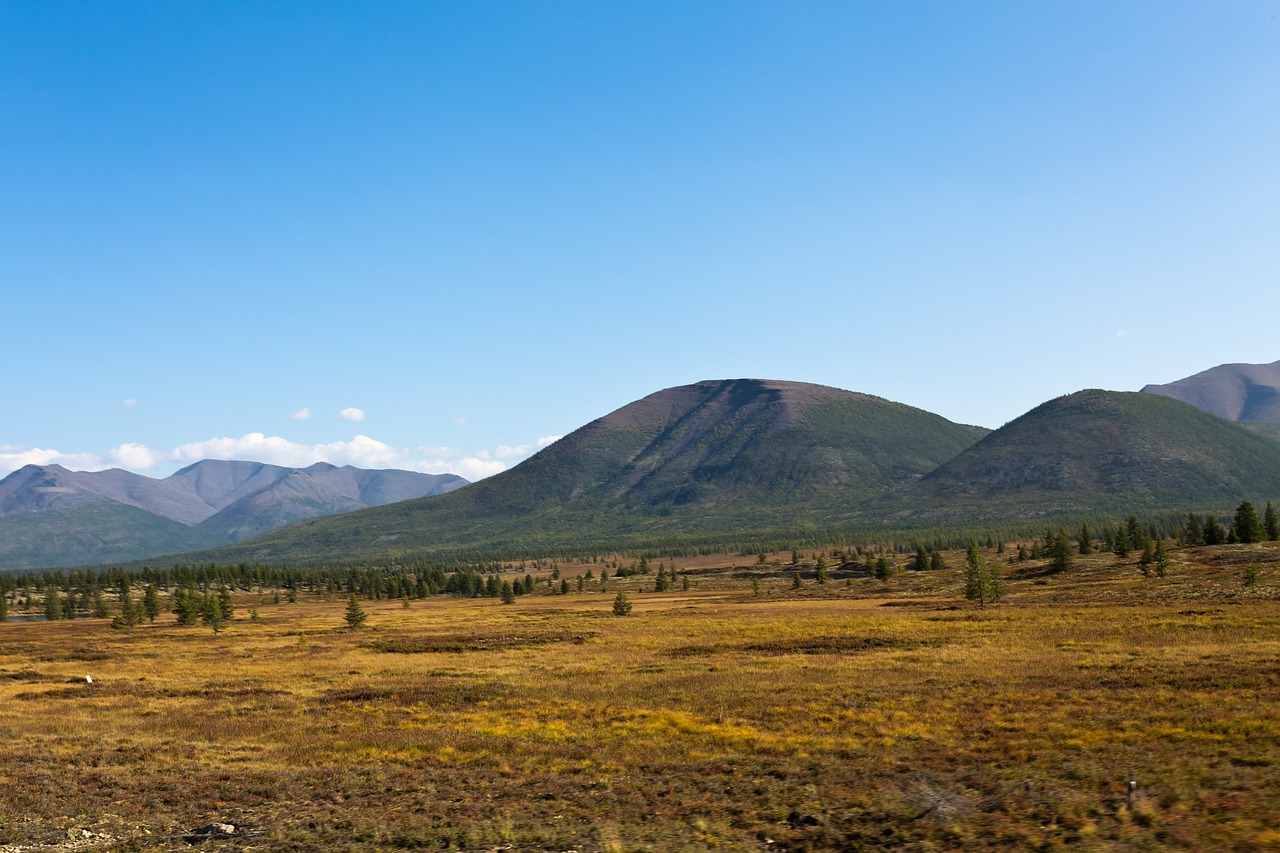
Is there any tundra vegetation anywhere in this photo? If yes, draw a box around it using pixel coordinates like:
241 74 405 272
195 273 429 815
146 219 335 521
0 514 1278 850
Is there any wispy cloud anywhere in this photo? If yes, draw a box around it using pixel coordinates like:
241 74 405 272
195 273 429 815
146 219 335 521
290 407 312 421
339 407 366 422
121 398 138 407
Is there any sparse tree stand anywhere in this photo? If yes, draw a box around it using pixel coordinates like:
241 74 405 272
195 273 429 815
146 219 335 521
964 543 1004 608
1048 529 1074 573
344 595 367 629
612 591 632 616
201 593 227 634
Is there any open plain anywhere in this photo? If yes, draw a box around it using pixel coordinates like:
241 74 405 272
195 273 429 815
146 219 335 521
2 544 1279 851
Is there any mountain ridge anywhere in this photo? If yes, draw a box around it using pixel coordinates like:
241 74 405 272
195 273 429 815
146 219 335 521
1141 359 1280 424
0 461 468 570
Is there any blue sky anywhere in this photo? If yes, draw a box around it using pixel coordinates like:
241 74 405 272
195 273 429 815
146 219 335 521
2 1 1278 480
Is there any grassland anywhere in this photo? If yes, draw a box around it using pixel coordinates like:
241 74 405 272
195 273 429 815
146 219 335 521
2 543 1279 851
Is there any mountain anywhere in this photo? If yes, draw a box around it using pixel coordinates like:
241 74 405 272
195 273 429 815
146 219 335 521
179 379 990 563
0 461 467 570
871 389 1280 525
1142 359 1280 424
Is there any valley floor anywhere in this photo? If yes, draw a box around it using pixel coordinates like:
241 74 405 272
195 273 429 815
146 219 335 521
1 544 1279 851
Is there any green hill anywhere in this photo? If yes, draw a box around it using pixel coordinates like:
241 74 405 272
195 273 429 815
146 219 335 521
867 389 1280 526
181 379 987 563
0 501 218 570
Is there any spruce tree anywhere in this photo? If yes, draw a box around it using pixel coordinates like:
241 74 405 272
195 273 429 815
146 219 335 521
142 585 161 623
612 591 632 616
1204 515 1223 545
43 590 63 621
1266 501 1279 541
1184 513 1204 546
1046 529 1072 572
0 592 7 623
1139 541 1154 577
344 595 367 629
964 543 1003 607
1079 523 1093 555
1233 500 1265 544
173 589 199 626
1113 525 1130 558
1154 538 1169 577
200 594 226 633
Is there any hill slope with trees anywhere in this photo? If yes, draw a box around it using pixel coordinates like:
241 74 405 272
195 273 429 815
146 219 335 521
869 389 1280 525
180 379 988 563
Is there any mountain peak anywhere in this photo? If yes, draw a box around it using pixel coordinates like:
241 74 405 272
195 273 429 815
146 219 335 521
1142 359 1280 423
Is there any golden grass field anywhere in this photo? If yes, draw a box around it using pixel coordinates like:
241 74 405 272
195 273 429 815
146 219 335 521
1 543 1279 851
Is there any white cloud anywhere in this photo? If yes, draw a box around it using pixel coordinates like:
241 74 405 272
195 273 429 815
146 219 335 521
537 435 562 448
451 416 468 426
108 443 166 470
290 407 312 421
339 407 366 422
121 398 138 407
0 445 109 477
1116 329 1127 338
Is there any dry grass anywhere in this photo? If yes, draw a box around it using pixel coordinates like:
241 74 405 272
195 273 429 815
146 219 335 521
1 544 1279 851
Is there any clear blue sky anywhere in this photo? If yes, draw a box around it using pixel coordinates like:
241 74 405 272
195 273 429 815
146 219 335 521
3 1 1278 480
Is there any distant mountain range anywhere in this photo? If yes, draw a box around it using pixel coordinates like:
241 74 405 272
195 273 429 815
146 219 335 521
7 361 1280 572
1142 359 1280 441
0 461 467 570
170 373 1280 566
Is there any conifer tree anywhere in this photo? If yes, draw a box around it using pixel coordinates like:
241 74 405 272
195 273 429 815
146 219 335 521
1233 500 1265 544
1079 523 1093 555
200 593 226 633
1154 538 1170 577
1113 525 1130 558
1266 501 1279 541
612 591 632 616
173 589 199 626
501 581 515 604
1049 529 1074 573
964 543 1004 607
0 592 7 623
142 584 161 623
1204 515 1223 545
344 594 367 629
1184 513 1204 546
44 590 63 621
